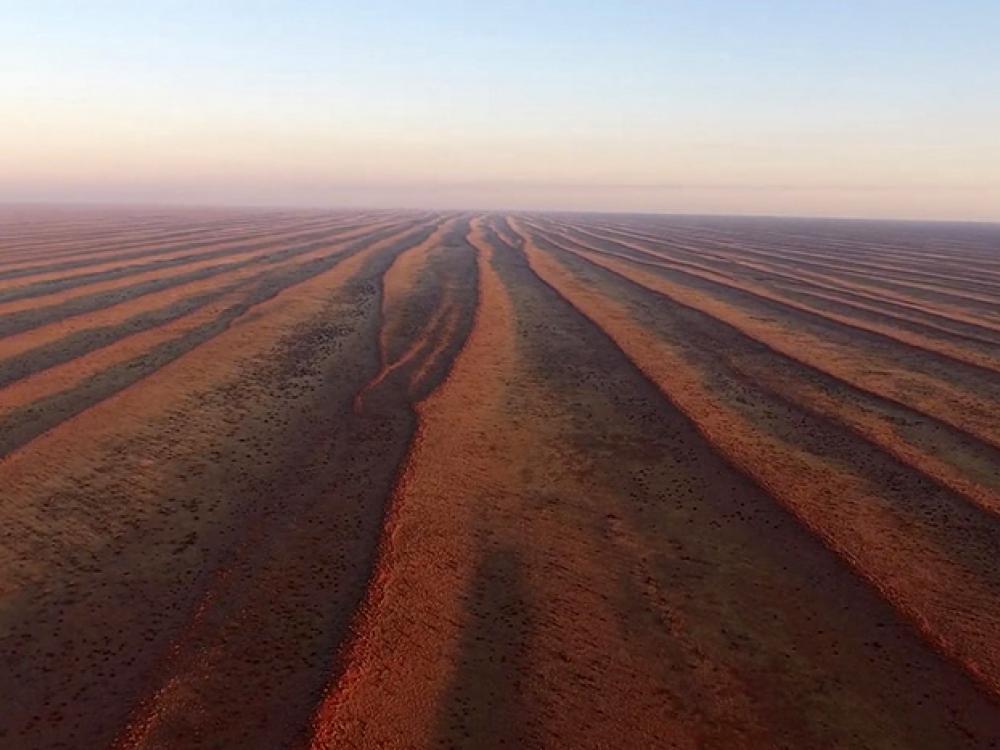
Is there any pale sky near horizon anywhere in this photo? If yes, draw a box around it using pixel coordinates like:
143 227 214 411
2 1 998 220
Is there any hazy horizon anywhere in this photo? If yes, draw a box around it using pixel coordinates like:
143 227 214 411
3 2 998 221
4 198 1000 227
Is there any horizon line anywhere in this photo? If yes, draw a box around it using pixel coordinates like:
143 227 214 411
2 199 999 228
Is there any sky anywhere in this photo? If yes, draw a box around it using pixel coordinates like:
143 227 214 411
1 1 998 219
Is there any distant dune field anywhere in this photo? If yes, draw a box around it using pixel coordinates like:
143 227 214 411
2 207 1000 749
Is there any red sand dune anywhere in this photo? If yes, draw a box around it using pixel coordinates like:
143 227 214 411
1 208 999 749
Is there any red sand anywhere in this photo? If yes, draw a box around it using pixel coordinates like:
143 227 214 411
2 208 999 749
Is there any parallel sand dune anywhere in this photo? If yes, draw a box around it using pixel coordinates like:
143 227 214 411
1 207 1000 749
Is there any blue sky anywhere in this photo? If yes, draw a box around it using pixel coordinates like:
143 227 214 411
2 1 998 218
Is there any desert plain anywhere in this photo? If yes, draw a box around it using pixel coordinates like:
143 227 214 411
1 206 1000 749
